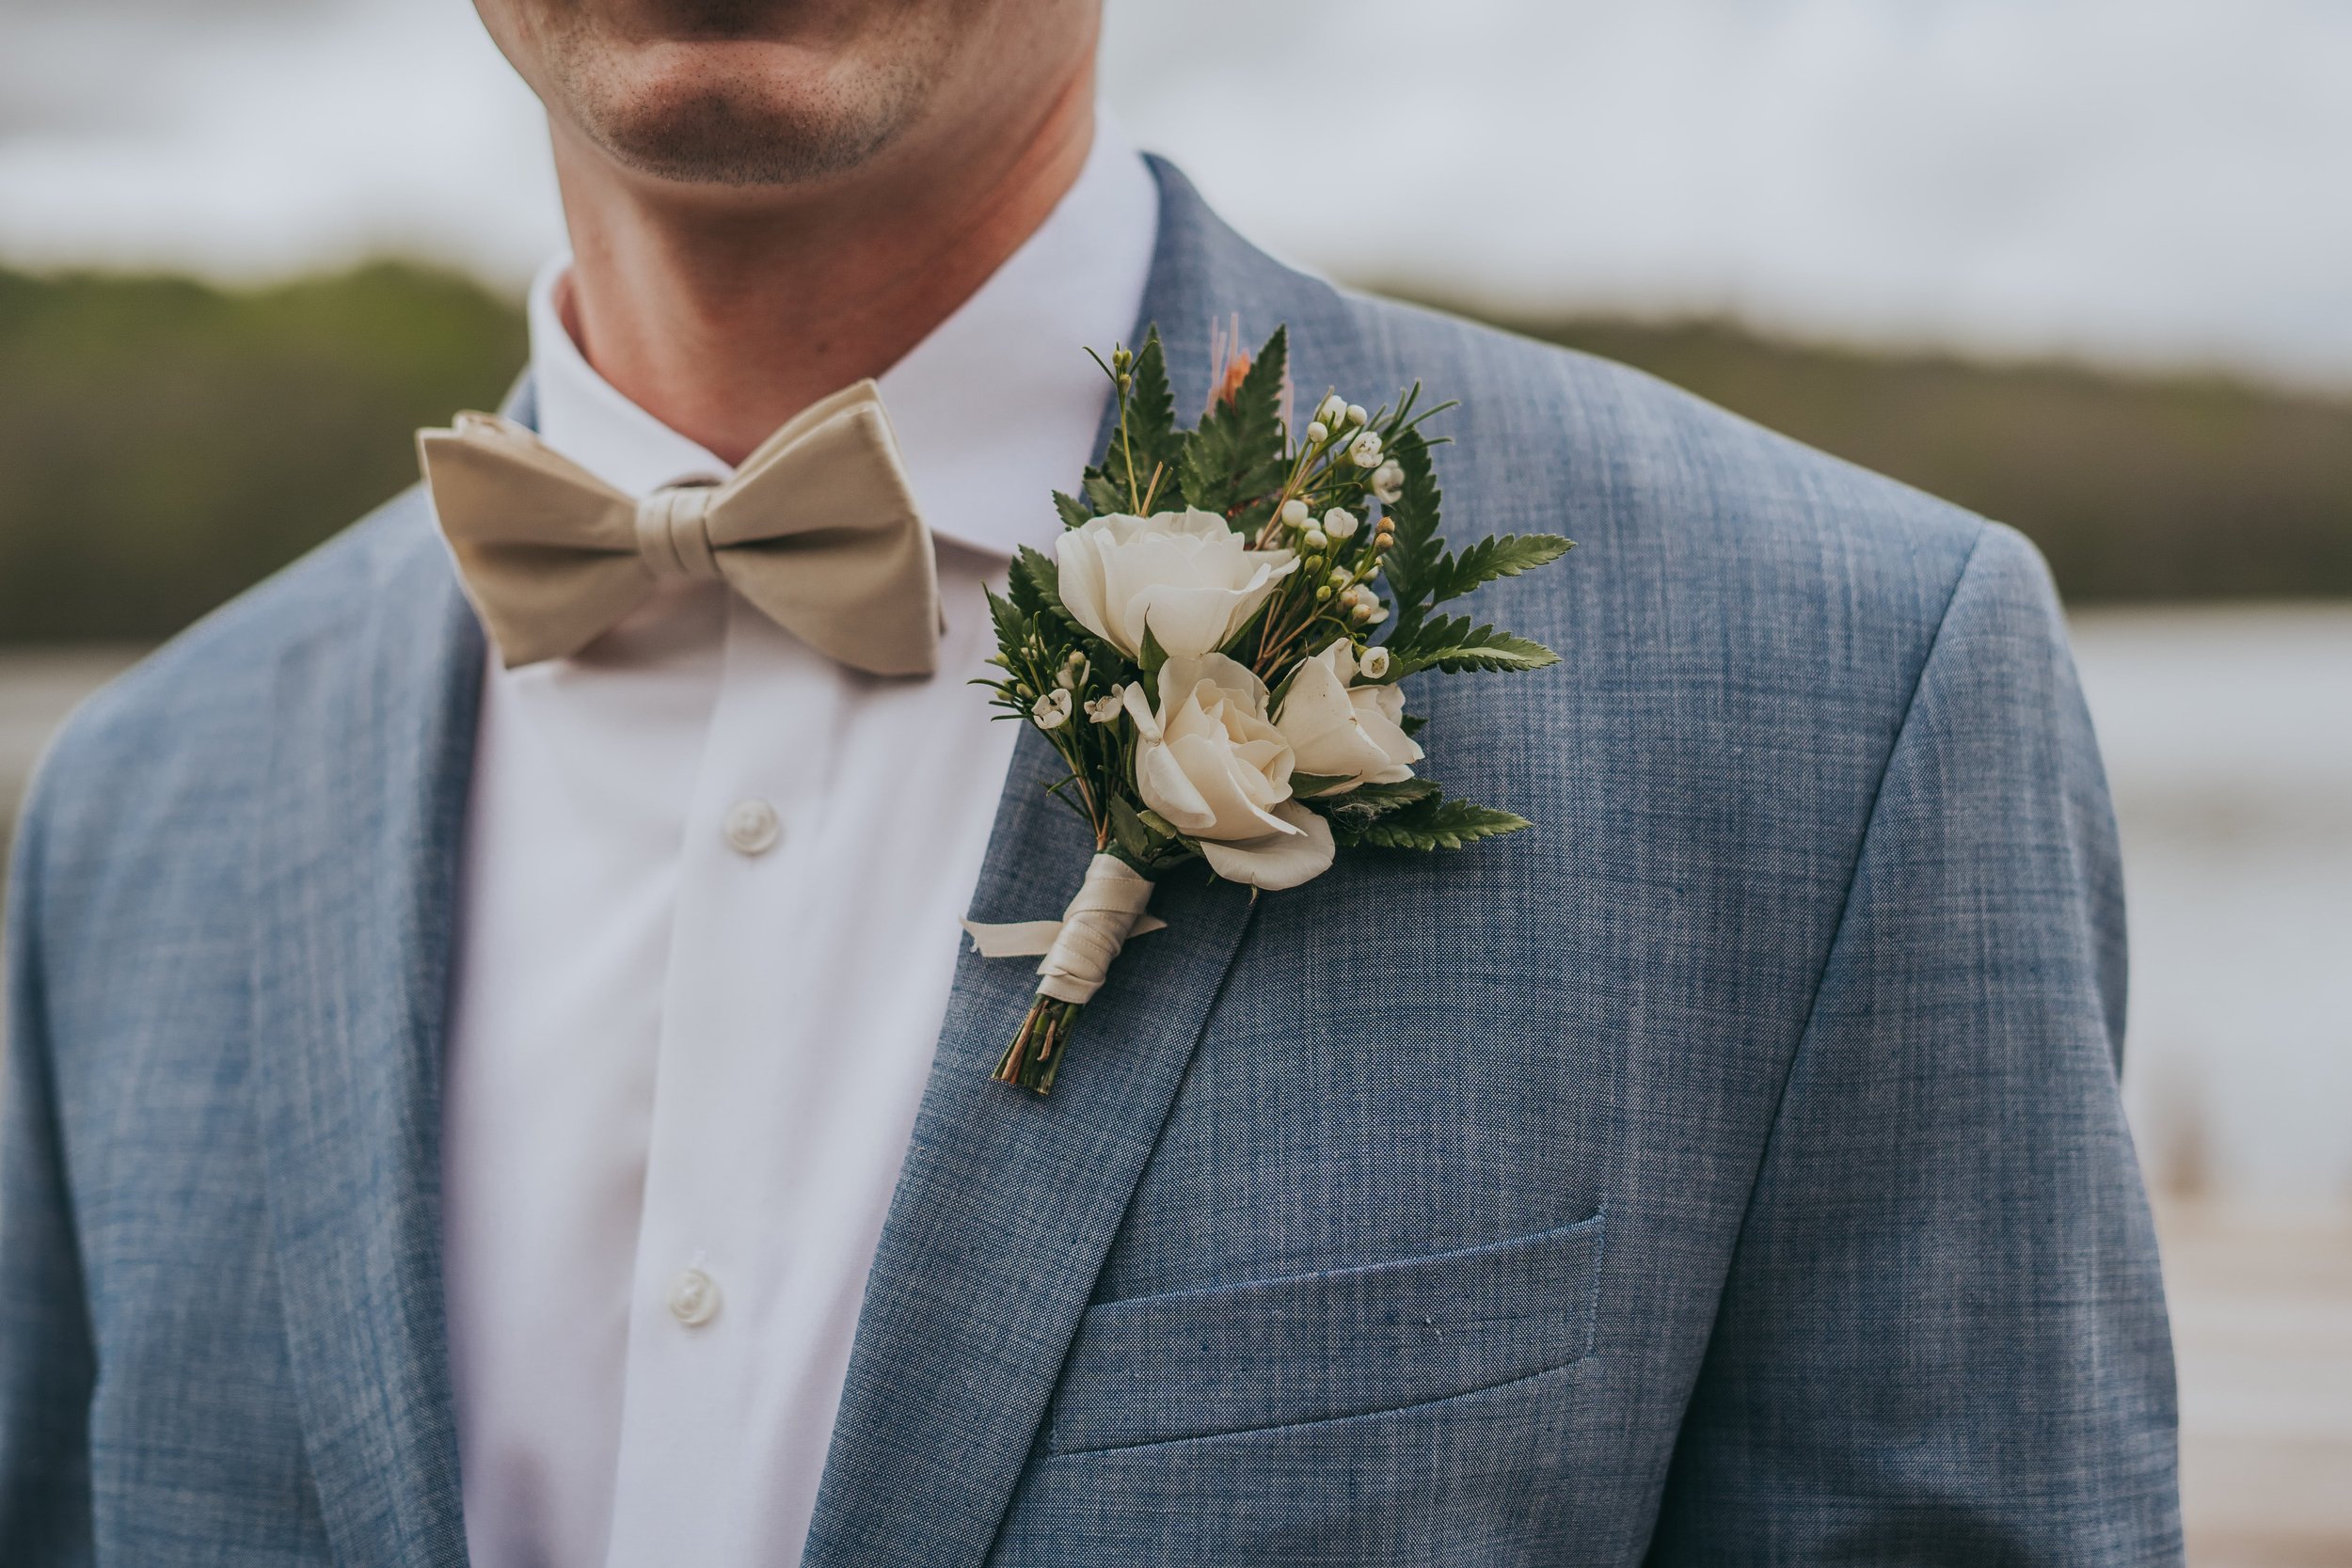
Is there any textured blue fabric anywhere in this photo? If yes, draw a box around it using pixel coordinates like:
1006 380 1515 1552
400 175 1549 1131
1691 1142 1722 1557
3 159 2178 1566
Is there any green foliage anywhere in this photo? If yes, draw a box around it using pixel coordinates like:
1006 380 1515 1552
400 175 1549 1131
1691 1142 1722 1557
1009 545 1062 619
1108 793 1187 870
1177 325 1291 532
1320 776 1439 830
1070 329 1184 520
982 585 1032 670
1108 331 1182 513
1287 770 1356 800
1372 427 1447 643
1367 421 1568 683
1383 615 1563 677
1348 796 1532 851
1413 532 1574 609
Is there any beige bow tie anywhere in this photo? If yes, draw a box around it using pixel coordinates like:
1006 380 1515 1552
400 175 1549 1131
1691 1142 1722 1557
417 379 941 676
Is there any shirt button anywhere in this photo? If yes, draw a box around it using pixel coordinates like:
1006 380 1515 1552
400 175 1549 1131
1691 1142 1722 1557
668 1267 720 1328
723 798 780 857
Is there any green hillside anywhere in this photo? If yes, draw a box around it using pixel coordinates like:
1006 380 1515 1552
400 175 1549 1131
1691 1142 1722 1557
1476 310 2352 603
0 263 525 642
3 262 2347 645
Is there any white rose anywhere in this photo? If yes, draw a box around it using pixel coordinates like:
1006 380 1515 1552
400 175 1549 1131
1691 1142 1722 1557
1274 641 1422 795
1056 509 1297 660
1123 653 1335 891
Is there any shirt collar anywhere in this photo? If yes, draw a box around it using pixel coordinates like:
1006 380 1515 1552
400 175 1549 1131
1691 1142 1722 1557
523 116 1159 561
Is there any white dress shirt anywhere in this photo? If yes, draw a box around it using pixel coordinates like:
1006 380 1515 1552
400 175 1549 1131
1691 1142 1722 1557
438 124 1159 1568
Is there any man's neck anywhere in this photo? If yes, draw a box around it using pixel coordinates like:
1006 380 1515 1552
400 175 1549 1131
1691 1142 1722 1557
549 57 1098 466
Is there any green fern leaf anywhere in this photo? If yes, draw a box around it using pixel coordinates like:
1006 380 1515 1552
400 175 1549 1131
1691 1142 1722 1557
1386 615 1561 676
1356 796 1533 851
1325 776 1438 821
1178 325 1290 531
1374 427 1445 641
1420 533 1574 606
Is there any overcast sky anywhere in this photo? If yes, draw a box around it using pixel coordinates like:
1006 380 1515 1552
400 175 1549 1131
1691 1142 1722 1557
4 0 2348 386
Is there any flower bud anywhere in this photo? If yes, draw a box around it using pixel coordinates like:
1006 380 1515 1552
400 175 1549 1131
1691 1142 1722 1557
1304 420 1328 445
1280 498 1311 527
1315 585 1333 602
1322 508 1359 541
1317 393 1348 426
1346 404 1368 428
1328 567 1352 589
1302 528 1328 552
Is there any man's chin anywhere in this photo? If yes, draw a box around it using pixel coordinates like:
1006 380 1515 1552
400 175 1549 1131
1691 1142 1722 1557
564 38 918 188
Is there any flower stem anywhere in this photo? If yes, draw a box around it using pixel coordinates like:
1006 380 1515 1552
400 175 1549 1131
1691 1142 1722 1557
993 996 1080 1095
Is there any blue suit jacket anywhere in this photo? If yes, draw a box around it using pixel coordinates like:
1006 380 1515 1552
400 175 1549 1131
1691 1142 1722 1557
3 161 2178 1565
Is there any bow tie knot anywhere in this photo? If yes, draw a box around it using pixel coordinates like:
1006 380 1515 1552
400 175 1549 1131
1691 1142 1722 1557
418 379 942 676
634 483 723 581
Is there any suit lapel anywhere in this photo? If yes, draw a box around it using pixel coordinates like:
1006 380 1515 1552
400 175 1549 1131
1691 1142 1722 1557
799 723 1260 1568
802 158 1362 1568
248 506 483 1568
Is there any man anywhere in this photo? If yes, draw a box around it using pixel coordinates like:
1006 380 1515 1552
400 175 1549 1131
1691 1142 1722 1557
1 1 2180 1563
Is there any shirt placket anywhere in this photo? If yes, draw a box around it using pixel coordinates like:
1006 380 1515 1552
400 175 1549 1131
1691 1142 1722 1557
601 593 846 1567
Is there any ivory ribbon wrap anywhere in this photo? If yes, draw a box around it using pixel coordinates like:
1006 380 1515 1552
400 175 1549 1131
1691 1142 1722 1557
961 854 1167 1005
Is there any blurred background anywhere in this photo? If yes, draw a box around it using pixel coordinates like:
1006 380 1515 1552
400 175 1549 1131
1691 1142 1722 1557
3 1 2347 1560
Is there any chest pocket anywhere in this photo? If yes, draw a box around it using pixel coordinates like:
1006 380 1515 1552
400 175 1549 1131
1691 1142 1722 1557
1044 1210 1605 1454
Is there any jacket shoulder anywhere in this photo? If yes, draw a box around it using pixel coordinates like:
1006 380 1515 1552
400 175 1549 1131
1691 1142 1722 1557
16 487 444 864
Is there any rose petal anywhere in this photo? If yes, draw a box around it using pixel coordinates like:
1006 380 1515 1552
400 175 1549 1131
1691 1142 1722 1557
1198 801 1337 890
1053 527 1120 651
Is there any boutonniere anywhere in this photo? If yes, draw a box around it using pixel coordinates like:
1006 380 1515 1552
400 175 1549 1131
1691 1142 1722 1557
965 325 1572 1093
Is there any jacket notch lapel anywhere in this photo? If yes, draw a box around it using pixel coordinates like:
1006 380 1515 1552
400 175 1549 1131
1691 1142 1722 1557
799 158 1363 1568
800 721 1258 1568
247 513 482 1568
